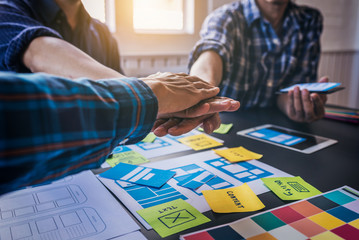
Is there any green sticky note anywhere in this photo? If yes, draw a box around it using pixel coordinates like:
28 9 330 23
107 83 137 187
141 132 157 143
198 123 233 134
137 199 210 237
106 150 149 167
261 176 322 200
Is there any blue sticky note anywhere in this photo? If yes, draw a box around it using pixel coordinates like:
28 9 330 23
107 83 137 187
112 145 132 154
177 171 216 190
100 162 176 188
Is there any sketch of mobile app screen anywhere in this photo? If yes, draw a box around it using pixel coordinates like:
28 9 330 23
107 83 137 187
0 185 86 221
0 207 105 240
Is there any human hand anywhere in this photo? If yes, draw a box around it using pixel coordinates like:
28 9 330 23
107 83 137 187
152 113 220 137
141 72 220 114
152 97 240 136
280 77 328 123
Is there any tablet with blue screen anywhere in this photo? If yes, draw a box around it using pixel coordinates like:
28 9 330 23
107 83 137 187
237 124 337 154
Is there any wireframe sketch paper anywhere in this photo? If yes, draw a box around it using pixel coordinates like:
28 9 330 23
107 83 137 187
0 171 140 240
101 129 224 167
99 149 292 229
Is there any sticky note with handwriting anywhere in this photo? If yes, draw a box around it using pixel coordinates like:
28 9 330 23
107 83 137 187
202 183 265 213
178 134 223 151
137 199 210 237
261 176 321 200
214 146 263 162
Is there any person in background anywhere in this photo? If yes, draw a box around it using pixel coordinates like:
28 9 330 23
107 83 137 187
0 0 239 135
0 0 241 194
189 0 328 123
0 71 239 195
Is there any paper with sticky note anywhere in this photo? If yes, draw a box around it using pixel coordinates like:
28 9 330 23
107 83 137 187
261 176 321 200
100 162 175 188
177 170 216 190
137 199 210 238
202 183 265 213
141 132 156 143
214 146 263 162
198 123 233 134
178 133 223 150
106 151 149 167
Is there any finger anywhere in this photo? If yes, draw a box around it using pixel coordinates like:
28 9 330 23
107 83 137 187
301 89 315 122
153 118 182 137
319 76 329 83
293 87 304 120
205 98 240 112
311 93 325 119
198 97 240 112
173 103 210 118
203 113 221 134
167 115 209 136
151 118 167 131
319 93 327 104
287 90 296 118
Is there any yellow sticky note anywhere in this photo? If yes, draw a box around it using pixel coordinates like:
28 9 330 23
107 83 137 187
202 183 265 213
178 134 223 151
214 146 263 162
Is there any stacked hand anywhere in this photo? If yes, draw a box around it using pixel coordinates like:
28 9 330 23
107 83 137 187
142 72 240 136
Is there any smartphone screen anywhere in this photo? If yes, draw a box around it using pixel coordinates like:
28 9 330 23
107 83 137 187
246 126 327 150
237 124 337 153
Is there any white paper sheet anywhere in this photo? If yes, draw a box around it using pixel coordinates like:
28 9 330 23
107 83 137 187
101 129 224 168
0 171 140 240
110 231 147 240
99 149 292 229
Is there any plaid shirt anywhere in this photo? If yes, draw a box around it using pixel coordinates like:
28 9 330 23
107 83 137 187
0 72 157 195
189 0 323 108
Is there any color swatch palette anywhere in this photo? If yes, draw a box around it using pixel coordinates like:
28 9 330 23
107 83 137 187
181 186 359 240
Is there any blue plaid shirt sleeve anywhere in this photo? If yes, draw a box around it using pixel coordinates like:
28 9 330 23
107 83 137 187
283 8 323 86
0 2 62 72
0 72 158 194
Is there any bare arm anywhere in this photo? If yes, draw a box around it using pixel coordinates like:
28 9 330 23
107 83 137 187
23 36 124 80
189 50 223 87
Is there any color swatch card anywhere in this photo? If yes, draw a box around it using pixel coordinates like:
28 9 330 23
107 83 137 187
106 146 149 167
177 170 216 190
202 183 265 213
214 146 263 162
262 176 322 200
178 133 223 150
181 186 359 240
137 199 210 238
100 162 175 188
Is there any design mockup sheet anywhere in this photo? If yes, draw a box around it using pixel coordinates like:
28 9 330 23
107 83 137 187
0 171 140 240
99 150 292 229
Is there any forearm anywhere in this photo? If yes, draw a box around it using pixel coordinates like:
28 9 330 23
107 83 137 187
23 36 124 80
0 72 157 194
190 50 223 86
